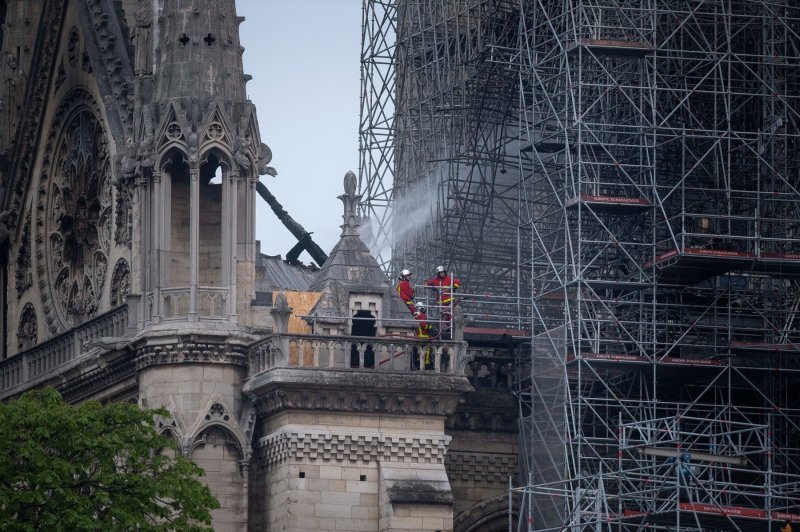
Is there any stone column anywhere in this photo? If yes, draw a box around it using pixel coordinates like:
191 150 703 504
228 170 239 321
151 170 162 323
189 166 200 321
134 175 148 329
247 176 258 262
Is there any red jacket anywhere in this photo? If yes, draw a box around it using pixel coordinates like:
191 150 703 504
414 311 432 338
396 279 415 312
426 274 461 304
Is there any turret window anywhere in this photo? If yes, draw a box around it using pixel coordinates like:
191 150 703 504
203 33 216 46
351 310 376 337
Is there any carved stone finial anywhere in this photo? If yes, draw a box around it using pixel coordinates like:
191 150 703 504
452 306 466 342
339 170 361 237
270 291 293 334
344 170 356 196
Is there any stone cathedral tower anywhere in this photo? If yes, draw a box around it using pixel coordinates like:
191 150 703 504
124 1 272 529
0 1 519 531
0 0 272 528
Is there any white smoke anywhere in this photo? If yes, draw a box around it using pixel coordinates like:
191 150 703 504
360 163 445 265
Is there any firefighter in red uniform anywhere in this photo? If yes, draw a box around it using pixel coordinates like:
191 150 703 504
414 304 435 369
395 269 416 314
414 303 433 338
425 265 461 323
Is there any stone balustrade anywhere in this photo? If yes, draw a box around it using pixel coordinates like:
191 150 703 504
0 305 128 399
249 333 467 377
143 286 230 323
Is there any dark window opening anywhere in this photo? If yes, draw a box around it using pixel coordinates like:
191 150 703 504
299 471 305 479
441 349 451 372
0 2 7 50
203 33 216 46
178 33 190 46
364 345 375 369
351 310 376 337
350 343 375 369
411 347 421 371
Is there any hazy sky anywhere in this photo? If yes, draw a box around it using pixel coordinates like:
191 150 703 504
237 1 363 263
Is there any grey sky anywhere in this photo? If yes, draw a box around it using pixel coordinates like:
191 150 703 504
237 1 363 263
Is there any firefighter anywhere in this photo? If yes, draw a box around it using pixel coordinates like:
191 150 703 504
414 304 435 369
425 265 461 322
413 303 432 339
395 268 416 314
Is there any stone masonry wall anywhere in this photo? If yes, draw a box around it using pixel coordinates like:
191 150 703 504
256 411 455 532
139 363 248 531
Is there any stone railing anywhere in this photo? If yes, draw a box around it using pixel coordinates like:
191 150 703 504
249 333 467 378
0 305 129 398
143 286 230 323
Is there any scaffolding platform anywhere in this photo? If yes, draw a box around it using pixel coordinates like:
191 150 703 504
758 252 800 275
569 352 726 367
646 248 800 283
566 38 653 56
581 278 650 292
730 340 800 354
645 247 756 283
565 194 651 214
615 504 800 531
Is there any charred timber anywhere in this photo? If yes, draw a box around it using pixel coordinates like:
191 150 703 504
255 181 328 266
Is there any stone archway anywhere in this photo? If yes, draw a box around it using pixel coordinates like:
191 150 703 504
455 494 519 532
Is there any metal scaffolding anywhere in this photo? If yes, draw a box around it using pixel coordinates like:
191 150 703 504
359 0 524 300
360 0 800 530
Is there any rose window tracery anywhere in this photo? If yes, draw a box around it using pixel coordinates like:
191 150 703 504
45 106 113 325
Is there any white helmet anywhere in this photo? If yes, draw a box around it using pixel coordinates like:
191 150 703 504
416 303 425 312
436 265 445 273
401 269 411 277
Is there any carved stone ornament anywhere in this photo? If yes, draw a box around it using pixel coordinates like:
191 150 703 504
17 303 38 351
445 451 517 484
253 386 462 418
67 27 80 68
36 89 117 333
15 216 31 297
257 429 450 467
55 61 66 92
114 190 131 247
3 1 66 232
134 342 248 370
110 258 131 307
206 121 225 141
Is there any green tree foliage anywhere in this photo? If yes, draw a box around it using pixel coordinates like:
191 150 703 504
0 388 220 531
